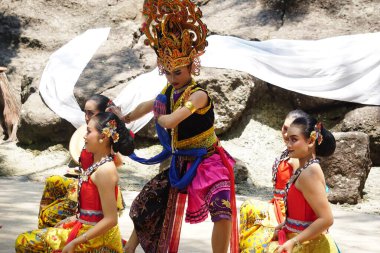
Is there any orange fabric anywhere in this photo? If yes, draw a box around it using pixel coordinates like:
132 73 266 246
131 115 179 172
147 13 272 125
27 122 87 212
273 198 285 224
273 160 293 198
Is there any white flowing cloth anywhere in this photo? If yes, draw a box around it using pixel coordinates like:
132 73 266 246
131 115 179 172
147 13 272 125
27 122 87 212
39 28 380 131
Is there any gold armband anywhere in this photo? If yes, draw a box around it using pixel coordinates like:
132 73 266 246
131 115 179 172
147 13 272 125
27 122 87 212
184 101 197 114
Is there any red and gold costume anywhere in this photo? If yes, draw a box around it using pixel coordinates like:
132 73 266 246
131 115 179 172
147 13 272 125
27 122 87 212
266 159 339 253
38 149 125 229
15 156 123 252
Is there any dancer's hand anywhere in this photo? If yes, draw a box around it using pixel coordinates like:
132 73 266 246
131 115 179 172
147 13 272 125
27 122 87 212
62 241 77 253
106 106 124 121
276 239 295 253
54 215 76 228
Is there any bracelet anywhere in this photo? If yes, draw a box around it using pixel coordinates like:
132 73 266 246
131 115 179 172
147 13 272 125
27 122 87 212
184 101 197 114
82 233 89 243
292 237 301 247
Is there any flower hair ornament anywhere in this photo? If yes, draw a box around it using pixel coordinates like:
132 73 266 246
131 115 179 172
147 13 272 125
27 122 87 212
102 119 119 143
310 122 323 145
141 0 208 75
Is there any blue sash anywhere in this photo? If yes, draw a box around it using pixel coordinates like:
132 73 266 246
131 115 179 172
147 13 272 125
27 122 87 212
129 94 207 189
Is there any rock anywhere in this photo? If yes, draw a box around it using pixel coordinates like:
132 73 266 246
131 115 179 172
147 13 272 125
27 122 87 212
17 93 75 145
198 68 255 134
258 82 347 111
201 0 379 40
234 158 249 184
320 132 372 204
0 142 70 176
335 106 380 166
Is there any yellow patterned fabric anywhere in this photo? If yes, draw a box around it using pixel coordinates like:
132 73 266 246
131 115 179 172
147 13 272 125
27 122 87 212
38 176 77 228
38 176 125 229
265 233 339 253
15 223 123 253
239 199 285 253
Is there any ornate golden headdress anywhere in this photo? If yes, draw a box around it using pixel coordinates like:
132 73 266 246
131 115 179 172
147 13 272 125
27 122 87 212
141 0 208 75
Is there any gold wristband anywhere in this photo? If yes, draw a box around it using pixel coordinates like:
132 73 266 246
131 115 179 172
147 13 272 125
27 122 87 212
184 101 197 114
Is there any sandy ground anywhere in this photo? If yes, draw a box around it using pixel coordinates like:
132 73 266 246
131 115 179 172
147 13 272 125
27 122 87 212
1 170 380 253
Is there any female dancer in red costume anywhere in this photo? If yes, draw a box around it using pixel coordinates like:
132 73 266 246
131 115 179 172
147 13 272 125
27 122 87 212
267 114 339 253
15 112 134 252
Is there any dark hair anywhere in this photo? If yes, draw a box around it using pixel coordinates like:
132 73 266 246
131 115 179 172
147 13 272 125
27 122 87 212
92 112 134 156
291 115 336 157
286 109 308 120
87 94 115 113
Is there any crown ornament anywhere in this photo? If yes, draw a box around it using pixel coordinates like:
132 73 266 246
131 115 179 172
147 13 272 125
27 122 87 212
141 0 208 75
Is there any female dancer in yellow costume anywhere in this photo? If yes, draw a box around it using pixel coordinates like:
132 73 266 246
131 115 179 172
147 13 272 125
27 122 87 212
15 112 134 252
239 110 307 252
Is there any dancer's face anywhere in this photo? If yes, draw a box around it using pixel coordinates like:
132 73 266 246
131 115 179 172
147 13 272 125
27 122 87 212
287 124 312 159
84 100 101 124
164 65 192 90
281 116 295 144
84 119 103 153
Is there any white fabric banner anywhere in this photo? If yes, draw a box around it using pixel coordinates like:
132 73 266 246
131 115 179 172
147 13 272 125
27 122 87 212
203 34 380 105
39 28 111 129
39 29 380 131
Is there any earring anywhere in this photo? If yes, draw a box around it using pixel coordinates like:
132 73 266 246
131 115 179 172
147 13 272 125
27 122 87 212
99 139 104 144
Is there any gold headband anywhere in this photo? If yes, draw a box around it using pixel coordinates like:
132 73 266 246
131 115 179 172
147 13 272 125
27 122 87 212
141 0 208 75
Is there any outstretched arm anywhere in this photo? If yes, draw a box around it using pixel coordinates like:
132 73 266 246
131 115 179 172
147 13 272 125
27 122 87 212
108 99 155 124
157 90 208 129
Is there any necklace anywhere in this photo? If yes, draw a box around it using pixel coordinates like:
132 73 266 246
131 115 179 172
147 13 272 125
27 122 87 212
76 155 113 215
173 79 193 95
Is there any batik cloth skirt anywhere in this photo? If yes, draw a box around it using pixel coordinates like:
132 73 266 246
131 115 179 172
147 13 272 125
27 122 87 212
265 232 340 253
15 221 123 253
239 198 286 253
129 152 235 252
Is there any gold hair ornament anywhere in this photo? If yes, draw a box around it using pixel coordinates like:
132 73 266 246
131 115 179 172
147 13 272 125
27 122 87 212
102 119 119 143
141 0 208 75
310 122 323 145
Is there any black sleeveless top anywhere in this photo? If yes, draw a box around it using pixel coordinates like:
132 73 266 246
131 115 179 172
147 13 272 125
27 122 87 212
162 80 217 151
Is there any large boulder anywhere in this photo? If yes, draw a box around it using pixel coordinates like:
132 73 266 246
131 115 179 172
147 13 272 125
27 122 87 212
320 132 372 204
202 0 379 40
0 142 70 176
334 106 380 166
17 93 75 145
198 68 255 134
